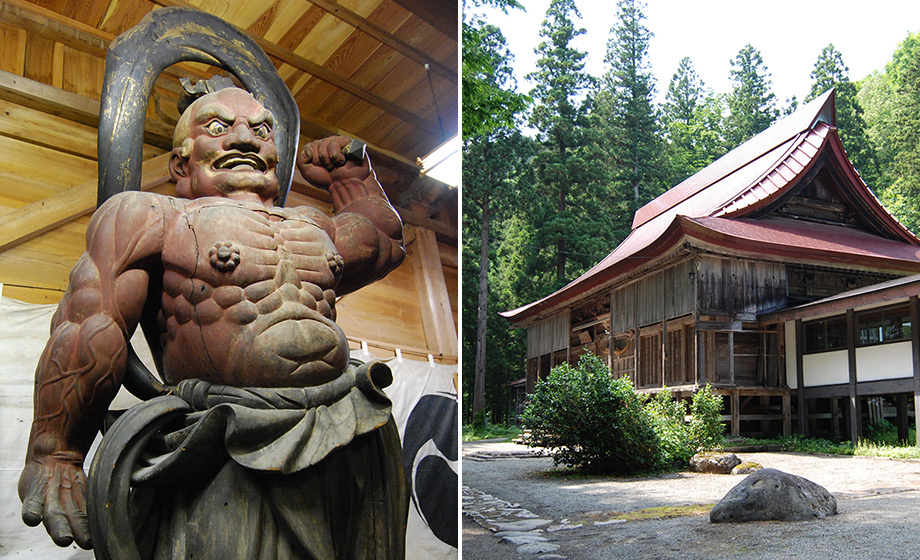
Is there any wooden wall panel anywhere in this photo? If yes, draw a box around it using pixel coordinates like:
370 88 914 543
610 259 694 333
697 255 787 317
0 134 96 202
0 22 26 74
335 257 428 352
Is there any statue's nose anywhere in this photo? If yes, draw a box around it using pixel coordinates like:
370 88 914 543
223 122 258 151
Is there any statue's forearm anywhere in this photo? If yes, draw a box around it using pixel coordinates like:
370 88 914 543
27 313 127 463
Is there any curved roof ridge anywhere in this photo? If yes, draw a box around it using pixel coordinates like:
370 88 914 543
713 123 831 217
631 89 835 229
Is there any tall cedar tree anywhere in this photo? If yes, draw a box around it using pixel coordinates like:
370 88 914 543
876 32 920 234
463 130 533 419
461 0 531 418
806 44 878 188
526 0 596 289
726 44 778 146
461 0 528 139
660 57 728 184
594 0 668 211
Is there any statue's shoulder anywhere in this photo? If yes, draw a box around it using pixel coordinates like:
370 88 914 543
280 203 332 224
98 191 182 216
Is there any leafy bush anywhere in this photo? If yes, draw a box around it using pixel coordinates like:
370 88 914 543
644 389 694 465
520 353 661 474
688 384 725 451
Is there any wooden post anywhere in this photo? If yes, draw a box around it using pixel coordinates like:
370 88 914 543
782 390 791 436
846 308 859 444
661 319 667 388
728 331 735 386
760 395 770 435
731 389 740 437
831 397 840 441
911 295 920 447
794 319 807 436
408 226 458 358
897 393 909 443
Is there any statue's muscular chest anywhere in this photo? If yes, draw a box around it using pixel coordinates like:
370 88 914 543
161 201 341 291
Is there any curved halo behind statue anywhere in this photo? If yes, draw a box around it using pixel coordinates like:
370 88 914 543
96 6 300 207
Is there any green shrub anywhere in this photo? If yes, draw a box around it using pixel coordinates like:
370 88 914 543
520 353 660 474
644 388 694 465
688 384 724 451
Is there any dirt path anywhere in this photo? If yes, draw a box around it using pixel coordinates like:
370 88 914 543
462 440 920 559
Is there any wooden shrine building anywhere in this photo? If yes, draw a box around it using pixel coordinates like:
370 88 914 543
0 0 458 365
502 90 920 438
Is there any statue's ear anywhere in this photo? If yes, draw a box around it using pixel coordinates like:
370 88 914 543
169 149 188 181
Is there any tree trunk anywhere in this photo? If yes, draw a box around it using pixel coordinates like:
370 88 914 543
473 193 490 417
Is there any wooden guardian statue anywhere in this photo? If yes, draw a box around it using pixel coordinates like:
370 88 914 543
18 8 408 559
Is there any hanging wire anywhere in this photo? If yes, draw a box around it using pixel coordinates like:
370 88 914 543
425 63 446 141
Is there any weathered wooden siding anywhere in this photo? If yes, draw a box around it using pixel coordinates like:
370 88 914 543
526 311 570 359
611 259 694 333
697 256 787 317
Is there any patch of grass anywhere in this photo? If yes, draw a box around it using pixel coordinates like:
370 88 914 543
854 441 920 459
574 504 714 524
615 504 714 521
462 423 522 442
737 427 920 459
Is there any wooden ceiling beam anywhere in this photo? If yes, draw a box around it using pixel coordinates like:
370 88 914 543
0 69 174 149
152 0 442 137
306 0 455 85
0 152 172 253
0 0 112 56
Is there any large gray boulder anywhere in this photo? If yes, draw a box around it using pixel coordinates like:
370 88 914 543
710 468 837 523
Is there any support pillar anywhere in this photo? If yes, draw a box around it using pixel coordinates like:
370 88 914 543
911 296 920 447
846 309 859 444
794 319 807 436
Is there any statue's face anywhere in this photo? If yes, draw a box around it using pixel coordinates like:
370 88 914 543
172 88 280 204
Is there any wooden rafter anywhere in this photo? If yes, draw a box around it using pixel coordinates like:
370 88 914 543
303 0 455 84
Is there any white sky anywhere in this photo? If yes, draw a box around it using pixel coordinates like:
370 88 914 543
474 0 920 107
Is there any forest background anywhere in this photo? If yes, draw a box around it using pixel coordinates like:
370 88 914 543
462 0 920 424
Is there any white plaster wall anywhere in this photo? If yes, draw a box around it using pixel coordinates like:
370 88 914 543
856 341 913 382
802 350 849 387
785 321 797 389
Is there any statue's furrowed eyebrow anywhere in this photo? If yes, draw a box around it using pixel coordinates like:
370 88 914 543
195 103 235 123
249 108 274 128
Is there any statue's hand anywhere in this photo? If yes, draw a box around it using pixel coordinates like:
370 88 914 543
19 456 91 549
298 136 369 190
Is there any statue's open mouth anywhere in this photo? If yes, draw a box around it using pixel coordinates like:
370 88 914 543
214 153 267 172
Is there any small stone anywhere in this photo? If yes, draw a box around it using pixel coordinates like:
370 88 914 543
732 461 763 475
517 543 560 554
547 524 582 532
690 452 742 474
594 519 626 526
495 519 553 532
502 534 549 546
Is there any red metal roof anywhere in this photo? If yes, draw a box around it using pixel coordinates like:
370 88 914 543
684 216 920 269
502 89 920 324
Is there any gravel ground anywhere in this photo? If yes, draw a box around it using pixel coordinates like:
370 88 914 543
462 440 920 559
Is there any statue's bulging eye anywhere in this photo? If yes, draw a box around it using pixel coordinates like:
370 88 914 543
253 123 271 139
205 120 228 135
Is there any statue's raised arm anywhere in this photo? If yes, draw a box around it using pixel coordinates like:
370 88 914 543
297 135 405 295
